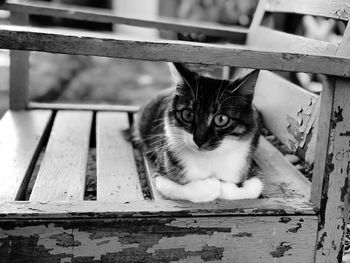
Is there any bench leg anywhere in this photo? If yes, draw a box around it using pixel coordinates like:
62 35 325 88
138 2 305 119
312 77 350 263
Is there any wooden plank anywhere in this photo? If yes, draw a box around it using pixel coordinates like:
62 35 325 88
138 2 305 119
253 70 319 164
313 23 350 263
0 110 52 201
0 0 247 42
310 77 335 207
0 216 317 262
1 25 350 77
30 111 92 202
9 12 29 110
266 0 350 21
0 197 316 218
248 26 338 56
28 102 140 113
96 112 143 202
256 136 311 200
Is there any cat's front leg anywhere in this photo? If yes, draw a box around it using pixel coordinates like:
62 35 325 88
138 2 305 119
155 175 221 203
219 177 263 200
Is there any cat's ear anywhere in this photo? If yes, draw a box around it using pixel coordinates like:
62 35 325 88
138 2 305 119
170 63 197 83
233 69 260 102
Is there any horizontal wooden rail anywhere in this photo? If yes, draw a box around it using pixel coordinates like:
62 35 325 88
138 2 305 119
28 102 140 113
265 0 350 21
0 0 247 43
1 25 350 77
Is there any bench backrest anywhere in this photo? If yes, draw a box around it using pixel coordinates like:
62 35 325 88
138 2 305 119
248 0 350 165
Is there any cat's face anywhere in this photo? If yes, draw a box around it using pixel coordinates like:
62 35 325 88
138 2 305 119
168 63 259 152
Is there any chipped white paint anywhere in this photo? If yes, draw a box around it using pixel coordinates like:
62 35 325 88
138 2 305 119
0 223 139 260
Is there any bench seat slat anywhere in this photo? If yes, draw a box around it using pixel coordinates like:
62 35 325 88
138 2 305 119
96 112 143 202
0 110 52 201
1 25 350 77
30 111 92 202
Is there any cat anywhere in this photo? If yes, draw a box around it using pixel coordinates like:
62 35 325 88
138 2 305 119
136 63 263 203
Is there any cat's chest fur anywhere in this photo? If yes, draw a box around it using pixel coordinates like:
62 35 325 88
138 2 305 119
178 138 251 184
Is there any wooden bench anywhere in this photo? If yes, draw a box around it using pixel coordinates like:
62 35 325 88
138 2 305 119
0 0 349 262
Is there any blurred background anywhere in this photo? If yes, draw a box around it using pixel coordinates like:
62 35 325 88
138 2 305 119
0 0 344 119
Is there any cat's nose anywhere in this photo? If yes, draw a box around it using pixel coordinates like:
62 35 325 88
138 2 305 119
193 137 205 148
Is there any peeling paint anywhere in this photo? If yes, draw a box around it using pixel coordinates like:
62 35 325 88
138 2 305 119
0 223 139 260
287 223 302 233
270 242 292 258
279 217 291 224
340 131 350 137
286 97 318 152
317 232 327 250
334 106 344 123
340 177 349 202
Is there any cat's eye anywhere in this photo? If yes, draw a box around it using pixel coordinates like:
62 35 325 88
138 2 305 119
181 109 194 123
214 114 230 127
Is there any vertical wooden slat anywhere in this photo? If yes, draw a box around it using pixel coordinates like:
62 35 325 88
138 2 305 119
313 24 350 263
9 12 30 110
30 111 92 202
96 112 143 202
0 110 52 201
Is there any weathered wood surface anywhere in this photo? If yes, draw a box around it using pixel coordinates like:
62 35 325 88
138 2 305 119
96 112 143 202
0 110 52 201
30 111 92 202
28 102 140 113
9 12 29 110
265 0 350 21
1 25 350 77
0 215 318 263
248 26 338 56
0 0 247 42
313 24 350 263
142 154 162 200
254 70 319 165
0 197 316 219
255 137 311 199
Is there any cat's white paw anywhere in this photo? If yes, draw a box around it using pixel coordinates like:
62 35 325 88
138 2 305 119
186 178 221 203
154 176 221 203
219 181 240 200
242 177 263 199
219 177 263 200
154 175 174 198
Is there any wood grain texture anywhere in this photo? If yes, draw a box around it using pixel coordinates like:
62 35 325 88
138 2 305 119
0 216 317 263
9 12 29 110
0 197 316 219
142 154 162 200
0 110 52 201
1 25 350 77
256 137 311 200
313 23 350 263
310 77 335 207
0 0 247 42
248 26 338 56
254 70 320 164
314 78 350 263
28 102 140 113
30 111 92 202
96 112 143 202
265 0 350 21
